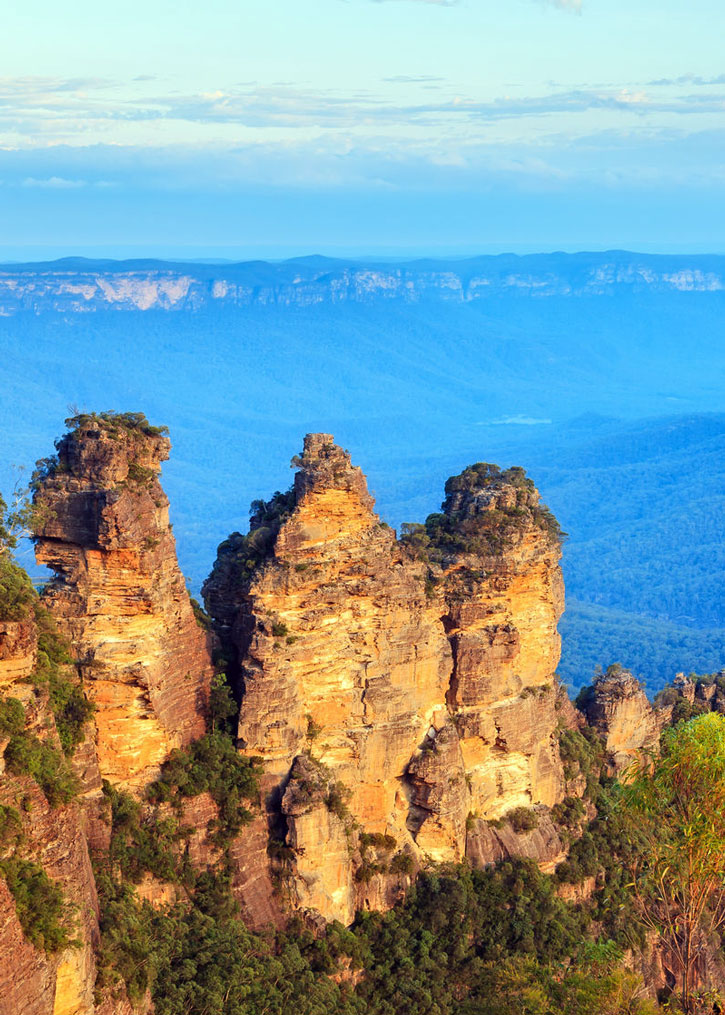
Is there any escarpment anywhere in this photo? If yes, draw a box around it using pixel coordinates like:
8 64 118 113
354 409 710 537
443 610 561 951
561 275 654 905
203 435 572 919
31 413 213 791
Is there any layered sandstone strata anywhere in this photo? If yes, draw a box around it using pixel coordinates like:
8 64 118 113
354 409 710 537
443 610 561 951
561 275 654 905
204 435 569 920
578 667 661 772
32 413 213 791
0 606 99 1015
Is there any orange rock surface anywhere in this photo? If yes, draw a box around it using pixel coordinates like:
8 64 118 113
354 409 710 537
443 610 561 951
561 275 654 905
204 435 570 920
32 415 213 790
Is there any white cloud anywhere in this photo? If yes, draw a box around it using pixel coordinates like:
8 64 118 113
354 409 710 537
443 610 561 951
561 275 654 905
21 176 87 188
542 0 582 10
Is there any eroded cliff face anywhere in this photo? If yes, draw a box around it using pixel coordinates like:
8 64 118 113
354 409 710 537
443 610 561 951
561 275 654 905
204 435 570 921
32 414 213 791
0 601 98 1015
578 668 662 773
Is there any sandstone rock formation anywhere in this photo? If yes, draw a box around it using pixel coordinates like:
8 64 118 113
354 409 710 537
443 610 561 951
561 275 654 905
577 666 661 773
32 413 213 791
0 599 99 1015
204 434 570 920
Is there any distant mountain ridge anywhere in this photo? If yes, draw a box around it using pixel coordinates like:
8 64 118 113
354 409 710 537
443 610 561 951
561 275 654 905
2 250 725 314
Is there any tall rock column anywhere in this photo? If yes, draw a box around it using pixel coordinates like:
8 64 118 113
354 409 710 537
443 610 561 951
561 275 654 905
438 466 566 818
204 437 572 922
204 434 453 920
32 412 213 791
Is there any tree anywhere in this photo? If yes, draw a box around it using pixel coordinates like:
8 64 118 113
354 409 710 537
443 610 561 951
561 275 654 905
623 713 725 1012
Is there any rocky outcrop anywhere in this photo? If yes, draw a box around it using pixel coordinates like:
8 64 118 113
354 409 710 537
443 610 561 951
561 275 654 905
0 619 37 686
204 435 571 920
32 413 213 791
577 667 661 773
0 607 99 1015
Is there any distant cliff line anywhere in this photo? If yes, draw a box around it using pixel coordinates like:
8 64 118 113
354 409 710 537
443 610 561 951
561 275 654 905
1 251 725 314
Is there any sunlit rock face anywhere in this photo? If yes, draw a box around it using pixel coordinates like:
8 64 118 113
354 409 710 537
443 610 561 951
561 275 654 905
32 414 213 791
205 435 570 920
578 667 661 773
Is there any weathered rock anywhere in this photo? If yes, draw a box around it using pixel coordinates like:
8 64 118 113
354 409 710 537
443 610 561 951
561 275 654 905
0 663 98 1015
0 619 37 686
466 810 567 873
32 413 213 791
578 667 661 773
204 436 571 920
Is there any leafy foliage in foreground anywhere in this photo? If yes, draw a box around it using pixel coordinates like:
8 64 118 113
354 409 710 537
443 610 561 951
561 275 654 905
96 861 656 1015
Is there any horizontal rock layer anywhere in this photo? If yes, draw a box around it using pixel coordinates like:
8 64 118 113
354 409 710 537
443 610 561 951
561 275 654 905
32 415 213 791
204 434 570 922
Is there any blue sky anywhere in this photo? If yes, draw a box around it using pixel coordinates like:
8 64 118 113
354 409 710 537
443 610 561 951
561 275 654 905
1 0 724 257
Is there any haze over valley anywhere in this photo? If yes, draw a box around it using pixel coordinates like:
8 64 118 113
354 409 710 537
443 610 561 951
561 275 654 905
3 250 725 693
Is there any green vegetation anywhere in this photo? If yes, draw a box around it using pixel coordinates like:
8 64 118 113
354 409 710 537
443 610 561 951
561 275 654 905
64 410 169 439
208 671 237 735
0 553 35 621
0 696 25 736
124 461 156 488
551 795 585 832
623 713 725 1012
558 725 605 797
31 606 94 755
94 855 658 1015
103 782 190 884
207 488 296 587
4 719 79 806
0 857 78 953
0 519 94 754
147 732 262 844
505 806 539 833
0 804 23 851
189 597 211 631
401 463 562 564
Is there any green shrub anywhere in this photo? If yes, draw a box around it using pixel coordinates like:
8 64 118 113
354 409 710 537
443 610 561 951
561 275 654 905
0 857 78 953
551 795 586 830
205 489 297 591
32 607 93 755
64 411 169 439
103 783 188 884
389 850 415 875
506 806 539 834
0 696 26 736
325 781 352 822
189 597 211 631
360 832 397 852
147 732 261 844
0 554 35 621
94 868 160 1004
4 729 78 806
208 672 237 734
558 726 604 796
0 804 23 850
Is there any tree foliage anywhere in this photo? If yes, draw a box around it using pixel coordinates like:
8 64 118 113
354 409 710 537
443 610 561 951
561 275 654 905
623 713 725 1011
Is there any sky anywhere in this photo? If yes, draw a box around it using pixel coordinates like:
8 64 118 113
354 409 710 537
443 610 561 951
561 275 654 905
1 0 725 258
